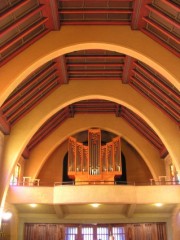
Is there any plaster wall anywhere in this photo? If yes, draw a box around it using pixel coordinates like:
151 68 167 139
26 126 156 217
122 141 153 183
37 141 68 185
7 185 180 205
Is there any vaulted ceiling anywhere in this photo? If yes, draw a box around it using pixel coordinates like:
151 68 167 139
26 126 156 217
0 0 179 160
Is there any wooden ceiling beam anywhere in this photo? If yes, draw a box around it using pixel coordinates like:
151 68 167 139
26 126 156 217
55 56 69 84
27 108 70 150
131 0 151 29
1 5 45 35
66 55 125 60
161 0 180 11
3 70 59 116
0 29 50 67
121 108 163 150
2 62 57 110
69 77 121 80
40 0 60 30
60 0 133 2
143 17 179 43
49 0 61 30
160 146 168 159
122 107 162 143
22 147 30 159
61 21 131 25
0 112 11 135
130 77 179 122
121 113 163 151
133 71 179 112
9 79 60 124
145 4 179 28
67 63 124 67
59 9 133 14
1 0 30 20
132 69 179 111
140 28 179 57
36 109 70 137
122 56 135 84
68 70 123 74
74 108 115 113
133 62 179 99
0 18 48 53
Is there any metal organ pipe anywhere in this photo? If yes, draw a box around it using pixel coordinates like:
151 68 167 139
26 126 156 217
68 129 122 181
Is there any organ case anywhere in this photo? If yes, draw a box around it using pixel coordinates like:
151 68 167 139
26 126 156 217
68 129 122 183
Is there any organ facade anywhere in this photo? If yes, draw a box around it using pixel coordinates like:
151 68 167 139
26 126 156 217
68 129 122 183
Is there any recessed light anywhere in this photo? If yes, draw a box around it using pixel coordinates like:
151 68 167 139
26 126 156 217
90 203 101 208
29 204 37 208
154 203 163 207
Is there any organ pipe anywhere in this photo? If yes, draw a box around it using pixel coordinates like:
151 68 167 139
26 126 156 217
68 129 122 182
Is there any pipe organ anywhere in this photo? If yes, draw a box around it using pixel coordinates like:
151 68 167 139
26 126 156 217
68 129 122 183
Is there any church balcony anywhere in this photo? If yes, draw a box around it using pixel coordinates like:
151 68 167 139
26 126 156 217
7 182 180 205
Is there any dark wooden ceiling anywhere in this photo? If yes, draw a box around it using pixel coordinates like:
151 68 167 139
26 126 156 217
1 0 179 66
0 0 179 159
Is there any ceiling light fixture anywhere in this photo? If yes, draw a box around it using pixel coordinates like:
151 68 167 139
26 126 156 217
90 203 101 208
29 204 37 208
154 203 163 207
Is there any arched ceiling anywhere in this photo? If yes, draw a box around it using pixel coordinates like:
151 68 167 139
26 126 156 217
1 0 179 67
1 50 179 130
0 49 178 160
24 114 164 180
21 99 167 159
0 0 179 170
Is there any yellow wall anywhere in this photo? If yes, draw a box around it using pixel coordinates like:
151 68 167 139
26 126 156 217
122 140 152 183
38 142 68 185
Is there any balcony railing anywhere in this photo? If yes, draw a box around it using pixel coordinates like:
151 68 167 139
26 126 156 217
10 179 180 187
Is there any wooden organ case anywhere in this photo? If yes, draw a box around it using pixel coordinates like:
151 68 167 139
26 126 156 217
68 129 122 184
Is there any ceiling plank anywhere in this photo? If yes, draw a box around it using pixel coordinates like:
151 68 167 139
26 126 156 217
1 0 30 20
1 5 46 35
